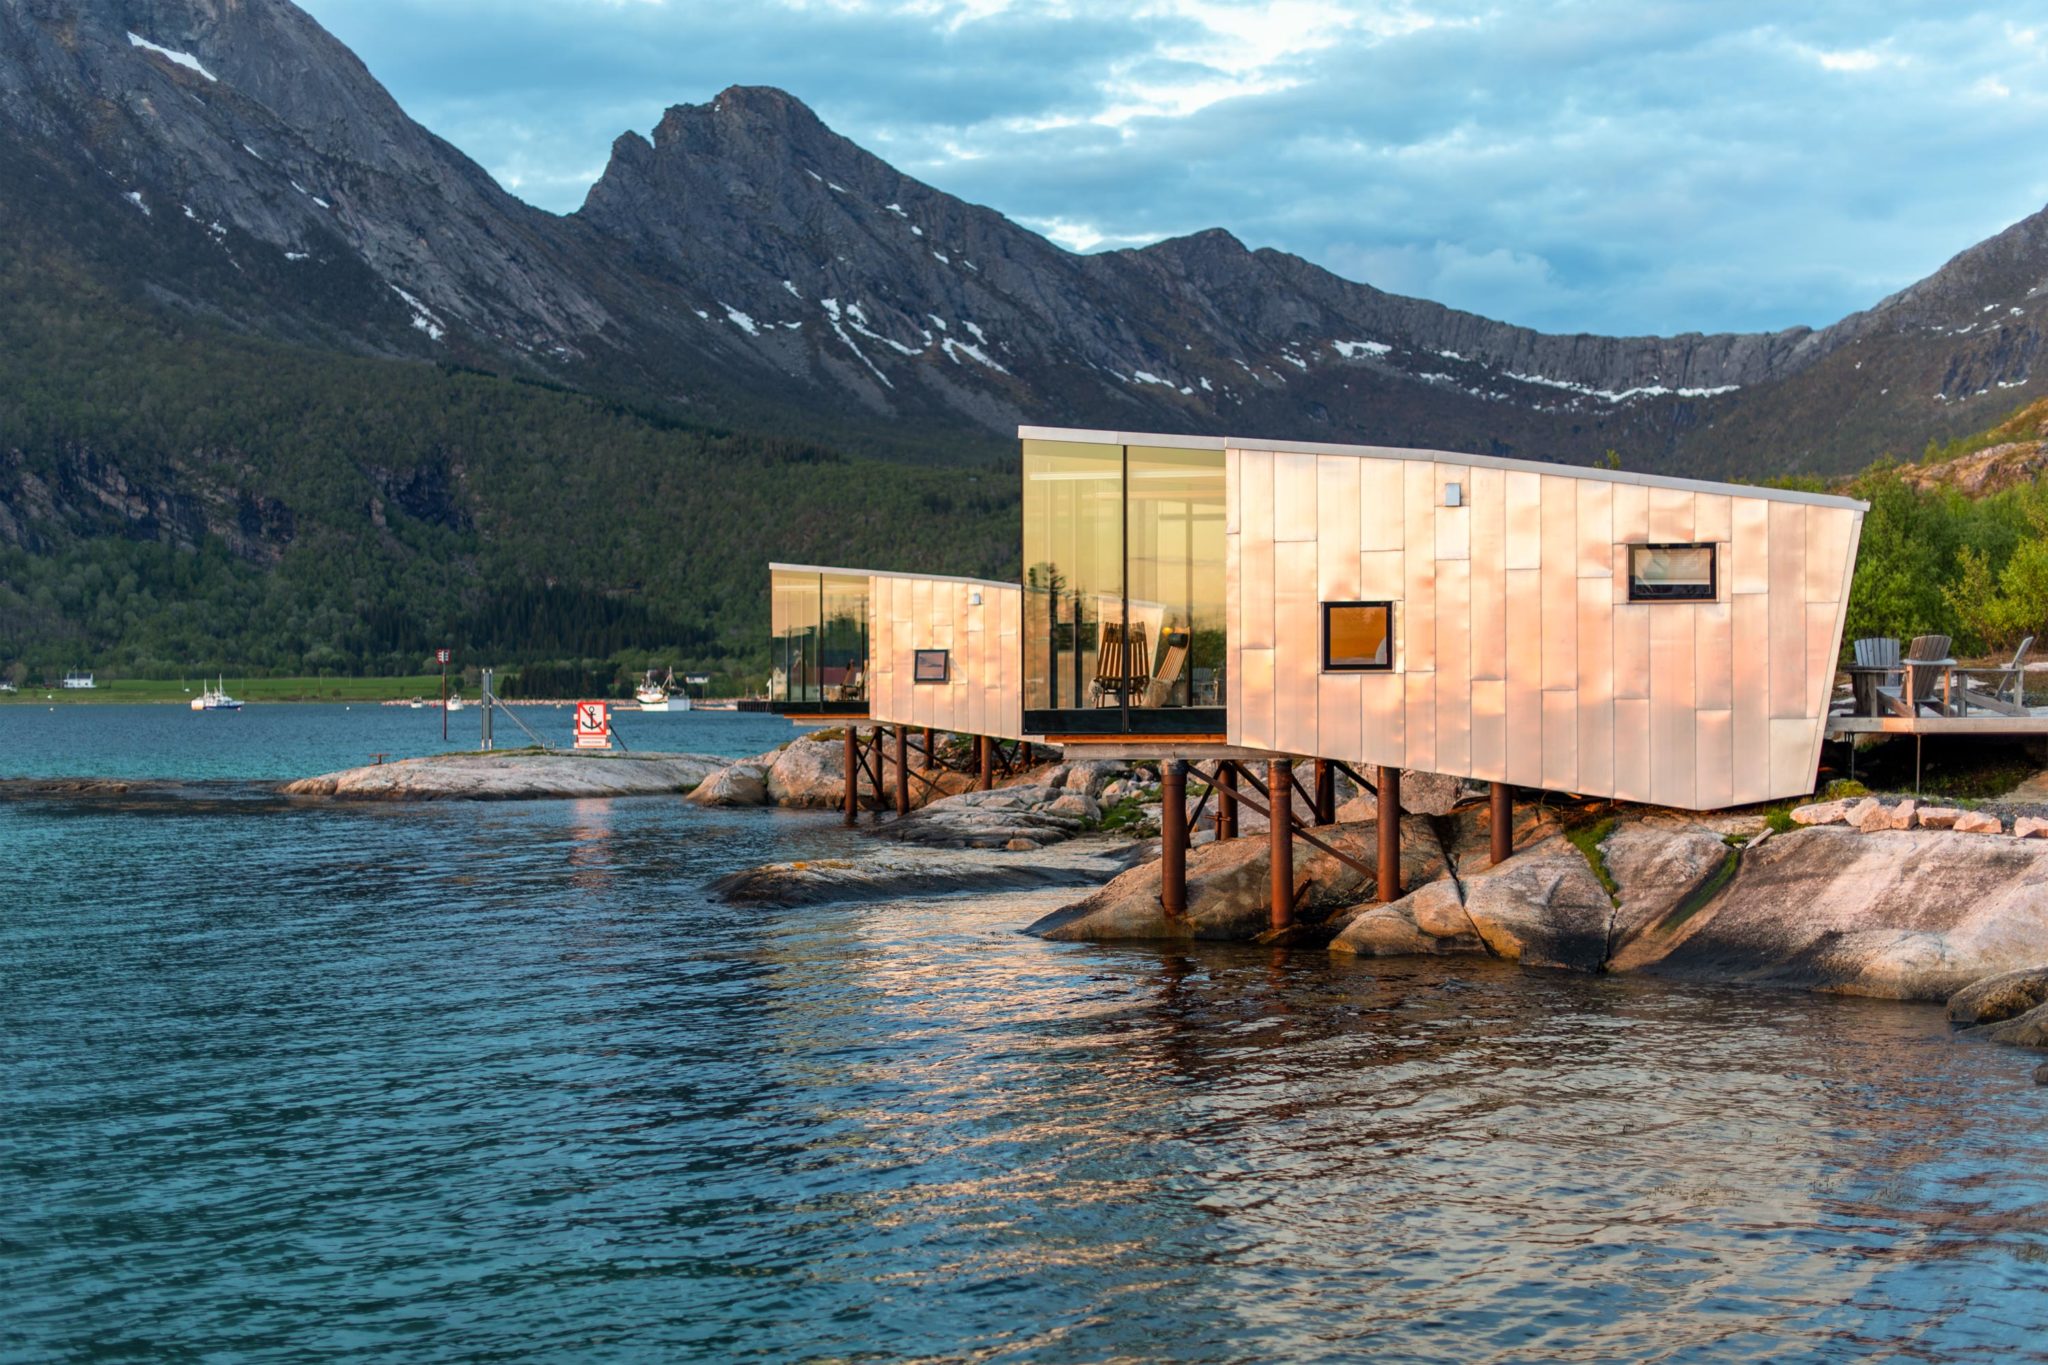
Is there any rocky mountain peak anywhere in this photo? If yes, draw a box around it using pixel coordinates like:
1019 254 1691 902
6 0 2048 477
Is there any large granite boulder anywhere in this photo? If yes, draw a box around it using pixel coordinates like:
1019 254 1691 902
764 736 847 808
1456 835 1615 972
1329 878 1484 958
686 762 770 807
1027 817 1448 943
1615 827 2048 1000
1947 966 2048 1026
1440 799 1568 875
1975 1004 2048 1048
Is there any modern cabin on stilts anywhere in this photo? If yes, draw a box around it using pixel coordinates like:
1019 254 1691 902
769 426 1869 929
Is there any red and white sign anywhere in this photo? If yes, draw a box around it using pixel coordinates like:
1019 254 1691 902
434 648 452 665
573 700 612 750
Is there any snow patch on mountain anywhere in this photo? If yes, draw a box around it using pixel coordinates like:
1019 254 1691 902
128 34 217 83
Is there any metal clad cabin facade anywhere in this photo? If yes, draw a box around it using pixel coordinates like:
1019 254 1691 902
1018 428 1867 811
868 572 1026 742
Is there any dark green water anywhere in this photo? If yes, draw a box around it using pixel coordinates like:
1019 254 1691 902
3 708 2045 1361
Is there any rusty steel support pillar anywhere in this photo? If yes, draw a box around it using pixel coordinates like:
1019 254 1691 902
1160 760 1188 919
977 735 993 790
1490 781 1513 867
1377 765 1402 903
867 727 886 817
843 728 859 826
1215 763 1238 841
1312 759 1336 826
922 726 935 769
895 725 911 815
1269 759 1294 933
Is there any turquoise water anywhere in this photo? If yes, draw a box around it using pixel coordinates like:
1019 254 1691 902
3 710 2046 1361
0 702 802 780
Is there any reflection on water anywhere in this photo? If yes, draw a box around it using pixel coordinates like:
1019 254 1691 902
3 792 2045 1363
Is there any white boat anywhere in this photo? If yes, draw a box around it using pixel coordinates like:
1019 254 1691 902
189 676 243 711
408 696 425 710
446 691 466 713
636 667 688 712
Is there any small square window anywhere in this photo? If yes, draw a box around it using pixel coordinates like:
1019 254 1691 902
1323 602 1394 671
913 649 951 683
1628 544 1717 602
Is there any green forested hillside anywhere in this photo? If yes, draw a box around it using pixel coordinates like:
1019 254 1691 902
0 251 1018 691
1839 399 2048 655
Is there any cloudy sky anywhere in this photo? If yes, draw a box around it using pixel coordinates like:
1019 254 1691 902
297 0 2048 338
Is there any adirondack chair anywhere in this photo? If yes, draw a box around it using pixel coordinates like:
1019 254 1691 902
1088 622 1150 707
1140 630 1192 708
1881 634 1954 716
1956 636 2035 714
1853 636 1902 677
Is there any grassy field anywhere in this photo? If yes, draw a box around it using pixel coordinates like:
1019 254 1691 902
1 675 451 704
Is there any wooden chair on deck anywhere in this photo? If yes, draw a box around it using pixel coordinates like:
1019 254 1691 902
1880 634 1954 717
1955 636 2035 715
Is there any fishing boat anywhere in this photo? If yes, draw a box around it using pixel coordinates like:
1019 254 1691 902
445 691 466 713
189 676 243 711
635 668 688 712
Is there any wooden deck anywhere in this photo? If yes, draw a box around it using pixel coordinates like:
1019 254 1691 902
1827 713 2048 736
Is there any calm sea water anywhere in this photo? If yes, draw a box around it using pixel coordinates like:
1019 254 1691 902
3 708 2046 1362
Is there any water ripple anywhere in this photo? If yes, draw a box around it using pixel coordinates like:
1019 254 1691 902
4 792 2047 1363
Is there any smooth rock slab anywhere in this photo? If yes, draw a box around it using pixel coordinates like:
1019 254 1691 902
1618 827 2048 1000
711 844 1136 907
1604 822 1739 949
282 750 726 800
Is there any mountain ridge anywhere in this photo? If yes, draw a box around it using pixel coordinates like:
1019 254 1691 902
6 0 2046 479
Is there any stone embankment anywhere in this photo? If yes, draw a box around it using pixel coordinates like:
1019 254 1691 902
282 750 727 800
1027 790 2048 1071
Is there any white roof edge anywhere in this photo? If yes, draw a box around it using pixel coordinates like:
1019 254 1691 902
770 562 1019 591
1016 425 1868 513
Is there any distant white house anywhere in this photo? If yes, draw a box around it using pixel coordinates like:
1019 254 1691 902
62 671 96 689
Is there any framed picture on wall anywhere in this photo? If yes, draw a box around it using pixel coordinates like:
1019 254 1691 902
913 649 951 683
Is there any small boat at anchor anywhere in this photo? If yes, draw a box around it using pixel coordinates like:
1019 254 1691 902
445 691 466 713
189 676 243 711
635 668 689 712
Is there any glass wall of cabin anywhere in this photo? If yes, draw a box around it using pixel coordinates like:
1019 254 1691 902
768 567 870 712
1021 438 1226 734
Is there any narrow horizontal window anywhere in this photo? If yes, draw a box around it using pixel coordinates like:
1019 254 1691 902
913 649 951 683
1323 602 1394 671
1628 544 1718 602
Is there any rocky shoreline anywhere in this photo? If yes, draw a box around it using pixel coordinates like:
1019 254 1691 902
275 738 2046 1076
1028 791 2048 1077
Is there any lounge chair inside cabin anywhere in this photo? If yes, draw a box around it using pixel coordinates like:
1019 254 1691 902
1139 630 1192 708
1088 622 1150 707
